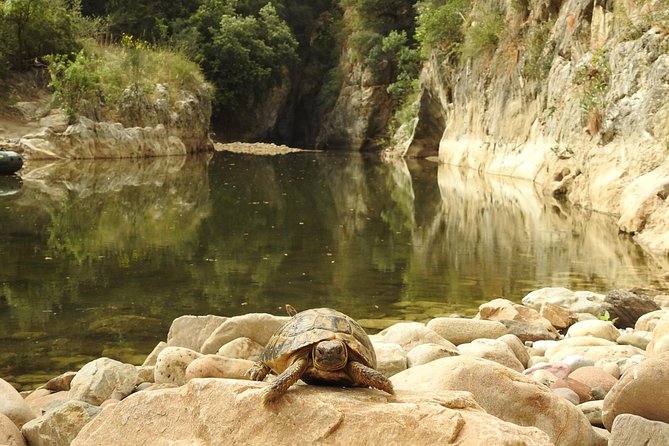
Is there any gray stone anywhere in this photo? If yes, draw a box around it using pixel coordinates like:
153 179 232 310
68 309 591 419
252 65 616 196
602 289 661 329
70 358 138 406
578 400 604 426
375 322 455 352
200 313 290 354
217 337 265 361
21 400 100 446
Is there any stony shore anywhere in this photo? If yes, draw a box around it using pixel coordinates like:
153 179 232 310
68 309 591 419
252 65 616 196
2 286 669 445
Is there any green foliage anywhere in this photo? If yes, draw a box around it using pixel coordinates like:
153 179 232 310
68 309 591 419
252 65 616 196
415 0 471 56
46 39 208 120
381 31 421 100
183 1 298 116
0 0 96 71
522 19 554 81
598 309 619 325
460 2 505 60
574 48 610 134
46 51 100 119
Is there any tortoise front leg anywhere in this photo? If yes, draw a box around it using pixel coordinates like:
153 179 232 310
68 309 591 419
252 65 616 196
346 361 394 395
262 357 309 405
247 362 271 381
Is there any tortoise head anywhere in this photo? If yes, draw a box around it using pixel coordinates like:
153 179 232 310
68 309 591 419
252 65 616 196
312 339 348 371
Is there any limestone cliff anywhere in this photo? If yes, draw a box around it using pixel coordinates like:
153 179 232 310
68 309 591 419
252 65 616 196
390 0 669 254
1 83 212 160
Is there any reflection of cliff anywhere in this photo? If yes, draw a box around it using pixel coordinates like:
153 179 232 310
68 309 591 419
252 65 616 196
411 164 669 301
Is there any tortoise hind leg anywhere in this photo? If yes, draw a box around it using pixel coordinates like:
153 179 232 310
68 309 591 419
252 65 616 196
262 357 309 405
347 361 394 395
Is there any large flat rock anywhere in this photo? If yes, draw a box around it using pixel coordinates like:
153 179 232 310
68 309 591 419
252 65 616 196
72 378 552 446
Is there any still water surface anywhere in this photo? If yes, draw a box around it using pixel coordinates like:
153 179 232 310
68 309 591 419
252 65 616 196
0 151 666 388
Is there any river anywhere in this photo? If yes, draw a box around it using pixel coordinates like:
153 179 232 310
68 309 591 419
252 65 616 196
0 150 666 389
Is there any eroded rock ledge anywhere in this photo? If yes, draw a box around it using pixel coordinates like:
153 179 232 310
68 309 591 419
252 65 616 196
0 84 213 160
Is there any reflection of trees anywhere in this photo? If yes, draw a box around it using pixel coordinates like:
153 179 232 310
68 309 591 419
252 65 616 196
0 155 212 383
1 151 665 388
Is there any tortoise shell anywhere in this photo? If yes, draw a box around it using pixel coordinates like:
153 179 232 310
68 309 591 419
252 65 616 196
260 308 376 374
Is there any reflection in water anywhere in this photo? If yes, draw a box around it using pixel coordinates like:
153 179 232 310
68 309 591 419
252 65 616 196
0 152 665 388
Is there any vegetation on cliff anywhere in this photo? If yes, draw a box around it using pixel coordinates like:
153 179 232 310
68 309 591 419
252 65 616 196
2 0 669 148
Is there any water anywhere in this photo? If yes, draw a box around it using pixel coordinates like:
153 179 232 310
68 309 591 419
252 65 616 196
0 150 666 388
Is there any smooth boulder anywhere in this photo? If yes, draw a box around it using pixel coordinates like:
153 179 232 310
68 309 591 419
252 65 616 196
71 378 553 445
426 317 507 345
200 313 290 354
0 378 36 428
390 356 604 446
608 413 669 446
602 351 669 430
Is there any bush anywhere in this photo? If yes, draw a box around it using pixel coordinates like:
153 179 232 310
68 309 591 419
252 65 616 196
574 48 610 134
184 2 298 116
46 51 100 119
46 38 209 120
415 0 472 56
0 0 96 71
460 2 505 60
522 19 554 80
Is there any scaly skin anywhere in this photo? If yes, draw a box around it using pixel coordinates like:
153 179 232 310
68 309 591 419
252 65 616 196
261 357 309 405
346 360 394 395
247 362 270 381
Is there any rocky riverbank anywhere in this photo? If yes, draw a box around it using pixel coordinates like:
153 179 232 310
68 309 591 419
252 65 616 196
0 83 213 160
2 287 669 445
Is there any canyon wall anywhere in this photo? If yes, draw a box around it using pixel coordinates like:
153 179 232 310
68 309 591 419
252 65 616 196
390 0 669 254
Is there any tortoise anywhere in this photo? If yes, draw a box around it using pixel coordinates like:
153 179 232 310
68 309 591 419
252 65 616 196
248 306 394 404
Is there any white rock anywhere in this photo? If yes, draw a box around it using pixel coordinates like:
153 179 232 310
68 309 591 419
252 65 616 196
426 317 507 345
217 337 265 361
154 347 202 386
21 400 101 446
522 288 604 315
167 315 227 352
458 338 525 372
373 342 408 377
566 320 621 341
70 358 138 406
375 322 455 352
406 343 459 368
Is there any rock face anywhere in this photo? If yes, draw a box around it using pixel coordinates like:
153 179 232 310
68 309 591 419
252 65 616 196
1 83 212 160
387 0 669 254
72 378 553 446
390 356 604 446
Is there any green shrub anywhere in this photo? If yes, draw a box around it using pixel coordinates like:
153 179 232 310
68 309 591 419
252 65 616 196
415 0 472 56
47 38 208 120
0 0 97 71
460 2 505 60
574 48 610 134
522 20 554 80
381 31 421 100
46 51 100 120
